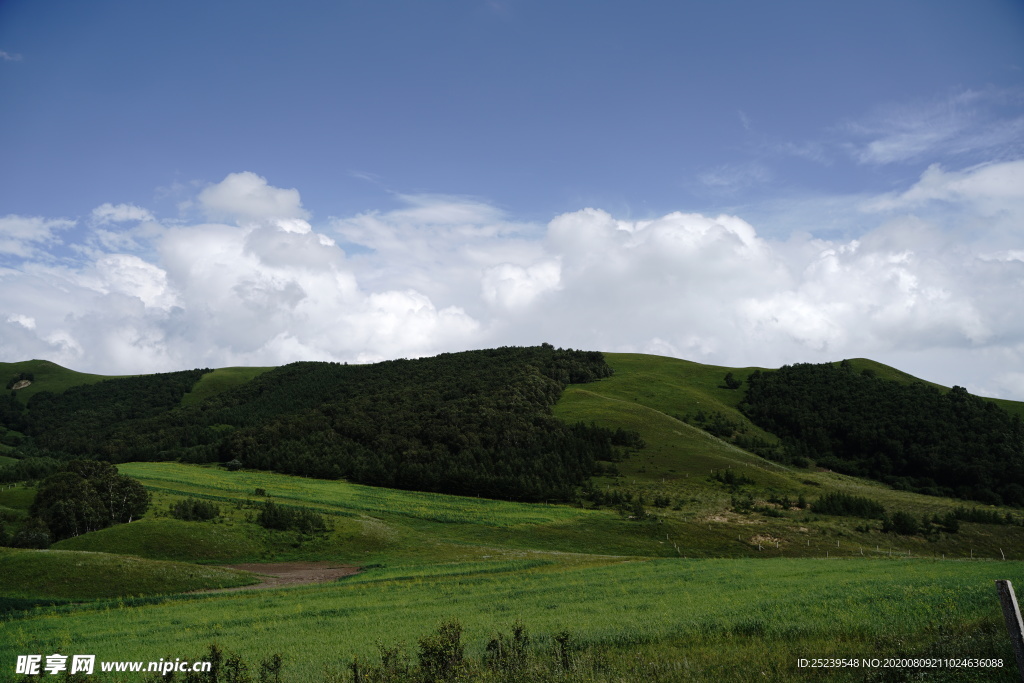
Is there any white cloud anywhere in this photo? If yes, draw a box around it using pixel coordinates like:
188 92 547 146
482 260 561 310
697 162 772 192
91 203 155 225
0 215 75 257
2 169 1023 401
6 314 35 330
843 88 1024 165
198 172 309 224
865 160 1024 210
0 51 22 62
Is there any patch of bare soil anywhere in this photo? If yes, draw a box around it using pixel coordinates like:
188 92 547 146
196 561 360 593
12 380 31 390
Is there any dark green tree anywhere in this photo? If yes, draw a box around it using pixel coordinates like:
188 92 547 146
30 471 108 539
29 460 150 540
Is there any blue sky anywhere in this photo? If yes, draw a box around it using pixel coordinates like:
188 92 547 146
2 0 1024 399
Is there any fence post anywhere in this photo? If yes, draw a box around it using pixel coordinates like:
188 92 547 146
995 580 1024 681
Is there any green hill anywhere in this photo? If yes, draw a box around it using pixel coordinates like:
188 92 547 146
0 359 124 403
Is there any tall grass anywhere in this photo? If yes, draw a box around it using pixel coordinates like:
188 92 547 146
4 558 1020 681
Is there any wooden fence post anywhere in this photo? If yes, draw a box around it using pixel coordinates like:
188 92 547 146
995 580 1024 681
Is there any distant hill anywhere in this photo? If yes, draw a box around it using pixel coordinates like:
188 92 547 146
0 359 123 403
741 361 1024 506
2 348 1022 508
1 346 623 502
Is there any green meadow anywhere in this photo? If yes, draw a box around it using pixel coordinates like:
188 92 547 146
179 366 275 407
0 359 122 404
3 555 1020 681
2 351 1024 681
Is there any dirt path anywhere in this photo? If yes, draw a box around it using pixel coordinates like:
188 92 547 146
197 561 361 593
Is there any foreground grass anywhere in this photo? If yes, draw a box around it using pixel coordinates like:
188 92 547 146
2 557 1020 681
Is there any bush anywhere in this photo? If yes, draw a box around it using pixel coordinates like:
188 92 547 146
256 501 329 534
710 469 754 489
883 511 921 535
812 492 886 519
484 623 530 675
418 620 465 682
170 498 220 522
10 517 50 548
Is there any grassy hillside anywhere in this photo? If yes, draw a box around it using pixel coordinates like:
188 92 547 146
68 459 1024 566
0 548 257 600
180 366 274 406
0 359 123 403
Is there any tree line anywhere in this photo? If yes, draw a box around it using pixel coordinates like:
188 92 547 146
740 361 1024 507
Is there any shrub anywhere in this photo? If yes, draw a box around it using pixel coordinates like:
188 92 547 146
170 498 220 522
256 501 328 534
11 517 50 548
710 469 754 489
883 511 921 535
418 620 465 682
484 623 530 675
812 492 886 519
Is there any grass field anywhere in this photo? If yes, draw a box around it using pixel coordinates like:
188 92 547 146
2 556 1020 681
0 548 256 601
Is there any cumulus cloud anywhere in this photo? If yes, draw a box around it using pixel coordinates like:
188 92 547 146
1 168 1023 400
482 260 561 310
198 172 309 224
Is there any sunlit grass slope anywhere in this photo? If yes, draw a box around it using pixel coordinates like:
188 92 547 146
108 463 685 563
0 359 124 403
554 353 783 485
180 366 274 406
554 352 1024 561
53 517 268 563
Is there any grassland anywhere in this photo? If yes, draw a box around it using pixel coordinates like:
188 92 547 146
2 555 1020 681
180 366 274 406
0 359 123 403
0 548 256 601
2 352 1024 681
0 458 1016 681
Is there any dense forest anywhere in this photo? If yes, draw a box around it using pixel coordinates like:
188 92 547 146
740 361 1024 506
1 346 627 502
2 368 211 451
